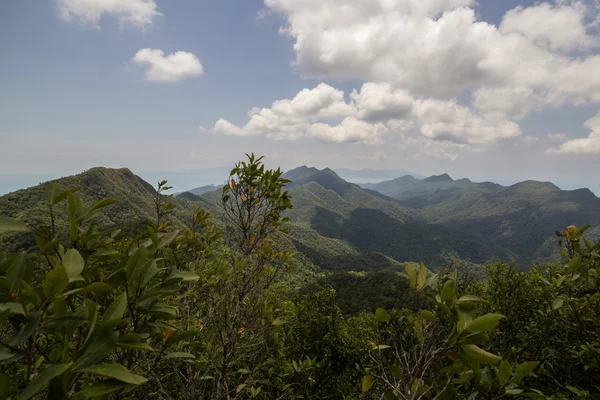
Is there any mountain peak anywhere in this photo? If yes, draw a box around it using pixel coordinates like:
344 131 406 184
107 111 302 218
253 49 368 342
284 166 352 196
423 173 453 183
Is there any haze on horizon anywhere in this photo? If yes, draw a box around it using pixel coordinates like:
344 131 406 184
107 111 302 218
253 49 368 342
1 0 599 195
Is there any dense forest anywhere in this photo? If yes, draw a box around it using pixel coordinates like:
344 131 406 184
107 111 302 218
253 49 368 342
1 154 600 399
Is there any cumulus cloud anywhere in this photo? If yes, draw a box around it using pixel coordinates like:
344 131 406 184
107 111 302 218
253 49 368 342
132 49 204 82
264 0 600 110
413 98 521 145
499 2 595 53
212 0 600 157
56 0 161 29
547 113 600 154
212 82 520 146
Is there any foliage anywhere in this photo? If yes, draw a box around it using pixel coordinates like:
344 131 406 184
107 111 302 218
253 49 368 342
1 157 600 399
0 183 199 398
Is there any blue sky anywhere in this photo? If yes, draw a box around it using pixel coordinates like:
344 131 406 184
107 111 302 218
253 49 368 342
1 0 599 194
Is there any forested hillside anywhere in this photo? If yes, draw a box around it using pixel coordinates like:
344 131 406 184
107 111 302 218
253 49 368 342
364 173 600 264
1 154 599 399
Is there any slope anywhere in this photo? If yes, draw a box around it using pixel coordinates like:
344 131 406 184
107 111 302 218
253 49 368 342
0 167 202 252
365 174 600 264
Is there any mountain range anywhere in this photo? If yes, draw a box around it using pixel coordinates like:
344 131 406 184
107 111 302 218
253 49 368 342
1 166 598 274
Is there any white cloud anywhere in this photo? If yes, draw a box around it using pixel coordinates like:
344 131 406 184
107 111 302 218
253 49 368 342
547 113 600 154
265 0 600 112
499 2 595 53
213 83 360 142
214 0 600 156
213 82 521 146
56 0 161 29
309 118 388 144
132 49 204 82
412 98 522 145
350 83 413 121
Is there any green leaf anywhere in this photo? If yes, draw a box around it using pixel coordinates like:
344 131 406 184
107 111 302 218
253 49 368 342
405 264 417 289
103 292 127 322
164 352 196 359
9 312 40 347
82 363 148 385
117 341 154 352
362 375 375 392
0 216 31 233
72 380 129 398
457 295 489 304
375 308 391 322
441 280 456 305
414 319 423 344
462 344 501 364
513 361 539 383
0 303 25 315
417 261 427 290
569 256 582 273
387 366 403 380
499 360 512 386
421 310 436 321
5 252 28 291
467 313 505 334
73 330 118 371
62 249 84 279
61 282 110 298
457 309 473 334
18 363 72 400
552 298 564 310
373 344 391 350
43 265 69 298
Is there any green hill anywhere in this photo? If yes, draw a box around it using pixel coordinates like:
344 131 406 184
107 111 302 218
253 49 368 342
364 173 600 264
0 167 203 252
3 165 597 271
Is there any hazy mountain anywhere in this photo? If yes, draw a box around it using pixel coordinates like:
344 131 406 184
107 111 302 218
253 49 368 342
364 173 600 262
176 184 220 197
3 165 597 270
334 167 424 183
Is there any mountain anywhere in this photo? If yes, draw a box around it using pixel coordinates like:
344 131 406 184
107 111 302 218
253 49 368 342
0 167 205 252
334 168 424 183
176 184 220 196
277 166 508 271
365 174 600 263
3 165 597 272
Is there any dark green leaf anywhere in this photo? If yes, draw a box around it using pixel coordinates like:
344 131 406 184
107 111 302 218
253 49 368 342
18 363 72 400
387 366 403 380
43 265 69 298
103 292 127 322
82 363 148 385
62 249 84 279
72 380 129 398
9 311 40 347
462 344 501 364
499 360 512 386
467 313 505 334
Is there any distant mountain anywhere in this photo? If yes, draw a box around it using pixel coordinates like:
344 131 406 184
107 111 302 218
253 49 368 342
334 167 424 183
364 173 600 263
278 166 508 270
3 165 597 272
176 184 220 197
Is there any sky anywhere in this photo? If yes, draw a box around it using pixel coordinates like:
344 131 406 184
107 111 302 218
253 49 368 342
1 0 599 194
